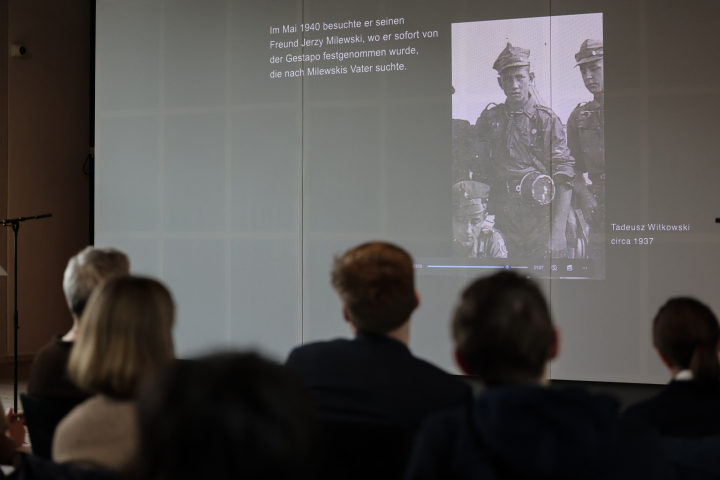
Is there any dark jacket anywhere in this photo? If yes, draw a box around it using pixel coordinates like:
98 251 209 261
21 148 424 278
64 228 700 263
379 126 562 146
623 380 720 437
405 384 672 480
286 333 471 431
28 338 89 399
624 381 720 480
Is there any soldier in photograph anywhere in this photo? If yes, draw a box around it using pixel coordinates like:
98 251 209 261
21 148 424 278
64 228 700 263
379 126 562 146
453 181 507 258
452 91 473 183
568 39 605 237
475 43 575 258
453 86 491 184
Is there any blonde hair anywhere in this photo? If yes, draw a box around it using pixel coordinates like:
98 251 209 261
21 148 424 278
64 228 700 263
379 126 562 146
69 276 175 399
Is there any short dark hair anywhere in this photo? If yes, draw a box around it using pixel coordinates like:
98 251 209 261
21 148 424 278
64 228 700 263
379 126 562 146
653 297 720 383
452 271 554 385
331 242 417 335
136 353 317 480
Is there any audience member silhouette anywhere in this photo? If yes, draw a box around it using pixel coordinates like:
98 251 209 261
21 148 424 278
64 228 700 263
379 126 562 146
28 247 130 399
52 276 175 471
286 242 471 430
286 242 470 479
23 246 718 479
405 271 672 480
624 297 720 435
624 298 720 479
133 352 317 480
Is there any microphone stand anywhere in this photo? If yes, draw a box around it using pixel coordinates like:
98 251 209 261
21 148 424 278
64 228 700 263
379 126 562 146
1 214 52 411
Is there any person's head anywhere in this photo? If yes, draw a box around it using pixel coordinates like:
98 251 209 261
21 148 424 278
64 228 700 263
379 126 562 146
68 276 175 399
453 181 490 246
575 39 604 96
493 43 533 106
331 242 418 335
136 353 317 480
452 271 558 386
653 297 720 383
498 66 534 105
63 246 130 320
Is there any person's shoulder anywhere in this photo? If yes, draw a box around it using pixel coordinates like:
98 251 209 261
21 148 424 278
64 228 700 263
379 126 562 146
623 394 661 417
34 337 70 360
54 396 97 440
28 337 75 395
583 99 602 112
57 395 136 441
53 395 137 468
452 118 471 129
568 101 589 124
622 387 677 436
409 355 472 395
289 338 353 354
623 382 680 423
476 102 503 124
286 338 353 364
624 381 720 439
488 228 505 243
29 342 55 377
571 101 590 114
407 406 490 480
532 102 562 121
483 102 502 114
409 355 457 377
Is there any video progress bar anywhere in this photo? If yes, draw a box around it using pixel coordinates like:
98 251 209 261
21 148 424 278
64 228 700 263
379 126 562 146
426 265 529 269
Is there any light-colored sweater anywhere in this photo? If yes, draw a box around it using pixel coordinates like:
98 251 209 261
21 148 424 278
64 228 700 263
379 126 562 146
52 394 138 470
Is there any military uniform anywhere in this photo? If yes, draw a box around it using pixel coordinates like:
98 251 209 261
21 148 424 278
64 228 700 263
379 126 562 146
475 44 574 258
452 118 473 182
453 119 493 185
452 86 494 185
568 39 604 230
452 181 507 259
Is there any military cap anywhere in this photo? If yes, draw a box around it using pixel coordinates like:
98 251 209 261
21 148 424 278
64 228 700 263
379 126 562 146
453 181 490 216
575 39 603 66
493 43 530 73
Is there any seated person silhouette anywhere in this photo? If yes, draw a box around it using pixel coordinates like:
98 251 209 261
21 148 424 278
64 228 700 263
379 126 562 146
624 298 720 479
24 247 129 459
134 353 317 480
53 276 176 471
405 271 672 480
287 242 471 479
28 247 130 399
624 298 720 434
286 242 470 430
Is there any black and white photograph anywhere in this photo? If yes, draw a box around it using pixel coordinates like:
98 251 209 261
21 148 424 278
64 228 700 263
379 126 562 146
451 14 604 278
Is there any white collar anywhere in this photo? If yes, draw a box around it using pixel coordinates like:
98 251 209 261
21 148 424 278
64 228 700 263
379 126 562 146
674 369 693 381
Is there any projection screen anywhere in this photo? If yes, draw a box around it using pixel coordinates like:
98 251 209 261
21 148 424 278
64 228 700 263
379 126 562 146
95 0 720 383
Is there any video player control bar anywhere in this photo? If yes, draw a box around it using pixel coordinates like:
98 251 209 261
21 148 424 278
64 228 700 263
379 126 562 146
415 258 595 279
